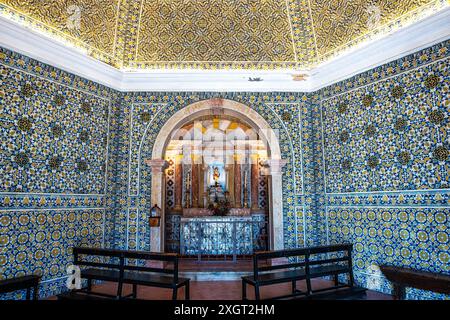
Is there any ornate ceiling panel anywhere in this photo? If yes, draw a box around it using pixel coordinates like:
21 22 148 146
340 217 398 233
0 0 121 66
0 0 448 70
310 0 445 62
131 0 297 69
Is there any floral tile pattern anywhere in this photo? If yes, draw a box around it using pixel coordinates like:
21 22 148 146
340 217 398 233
1 39 449 301
318 39 450 300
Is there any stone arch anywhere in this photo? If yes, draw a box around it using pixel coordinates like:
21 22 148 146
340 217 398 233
137 98 295 252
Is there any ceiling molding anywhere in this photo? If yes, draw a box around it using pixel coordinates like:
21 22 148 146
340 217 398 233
1 7 449 93
309 6 450 91
0 17 123 90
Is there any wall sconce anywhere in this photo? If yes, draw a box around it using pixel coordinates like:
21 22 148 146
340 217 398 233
149 204 161 227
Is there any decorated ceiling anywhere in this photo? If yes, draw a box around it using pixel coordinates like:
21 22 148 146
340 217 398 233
0 0 448 70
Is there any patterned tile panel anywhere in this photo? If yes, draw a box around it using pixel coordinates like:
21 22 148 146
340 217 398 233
317 40 450 300
0 208 105 280
322 56 449 193
328 207 449 299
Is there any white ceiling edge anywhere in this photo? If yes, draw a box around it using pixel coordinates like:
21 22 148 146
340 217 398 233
0 17 124 90
310 7 450 91
0 7 449 93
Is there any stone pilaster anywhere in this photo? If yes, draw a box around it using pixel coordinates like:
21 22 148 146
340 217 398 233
251 155 259 211
145 159 169 252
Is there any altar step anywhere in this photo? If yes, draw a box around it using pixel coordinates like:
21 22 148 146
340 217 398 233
179 258 254 271
177 258 255 280
179 271 252 281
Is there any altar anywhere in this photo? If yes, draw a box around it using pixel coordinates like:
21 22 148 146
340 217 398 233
179 214 266 260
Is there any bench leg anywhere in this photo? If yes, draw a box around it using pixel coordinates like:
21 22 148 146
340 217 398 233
393 284 406 300
306 278 312 295
132 284 137 299
26 288 31 300
33 285 39 300
349 271 355 287
87 279 92 292
242 280 247 300
117 281 124 300
185 282 190 300
292 280 297 294
254 285 260 301
334 274 339 286
172 287 178 300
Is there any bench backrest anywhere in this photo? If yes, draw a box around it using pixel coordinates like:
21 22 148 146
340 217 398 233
73 247 180 282
252 243 353 280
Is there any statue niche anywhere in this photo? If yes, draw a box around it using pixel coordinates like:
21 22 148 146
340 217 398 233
164 115 268 216
163 115 269 255
206 164 230 216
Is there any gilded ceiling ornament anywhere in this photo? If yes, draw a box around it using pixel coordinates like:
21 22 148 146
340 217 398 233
141 112 151 123
365 124 376 137
54 94 65 106
337 102 348 114
367 155 379 169
429 109 445 125
51 125 63 137
292 74 309 81
135 0 296 69
282 112 292 122
341 159 352 171
15 152 29 167
0 0 119 66
398 151 411 166
424 74 439 89
2 0 446 70
79 131 89 142
309 0 443 64
394 118 407 131
49 156 62 170
433 145 449 162
362 95 374 107
17 117 32 132
391 86 404 99
81 101 91 114
21 83 34 97
339 131 350 143
77 160 88 172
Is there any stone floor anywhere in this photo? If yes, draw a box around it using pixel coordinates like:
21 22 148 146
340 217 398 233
51 279 392 300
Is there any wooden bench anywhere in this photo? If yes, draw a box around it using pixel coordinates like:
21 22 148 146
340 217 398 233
242 243 366 300
0 275 41 300
57 247 190 300
380 265 450 300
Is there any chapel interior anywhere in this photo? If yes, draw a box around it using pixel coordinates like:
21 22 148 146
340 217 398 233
0 0 449 302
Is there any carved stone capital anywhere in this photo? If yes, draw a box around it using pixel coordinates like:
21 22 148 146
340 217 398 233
262 159 288 175
145 159 169 174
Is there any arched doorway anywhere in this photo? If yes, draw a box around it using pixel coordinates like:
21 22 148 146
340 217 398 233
145 99 287 253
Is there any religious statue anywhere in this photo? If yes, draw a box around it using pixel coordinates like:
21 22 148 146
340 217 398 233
213 166 220 185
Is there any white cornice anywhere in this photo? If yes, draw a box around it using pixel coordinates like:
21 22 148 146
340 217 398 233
0 7 449 93
309 7 450 91
0 17 123 90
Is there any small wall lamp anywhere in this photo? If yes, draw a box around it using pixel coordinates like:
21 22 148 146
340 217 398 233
149 204 161 227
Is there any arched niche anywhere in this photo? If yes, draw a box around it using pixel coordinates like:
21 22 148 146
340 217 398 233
144 98 287 252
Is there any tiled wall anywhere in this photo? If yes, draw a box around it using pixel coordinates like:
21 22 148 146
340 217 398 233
110 92 315 253
0 39 448 300
318 40 449 299
0 47 117 298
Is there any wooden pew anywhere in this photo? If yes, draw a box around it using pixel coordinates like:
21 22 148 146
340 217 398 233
380 265 450 300
0 275 41 300
242 243 366 300
57 247 190 300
